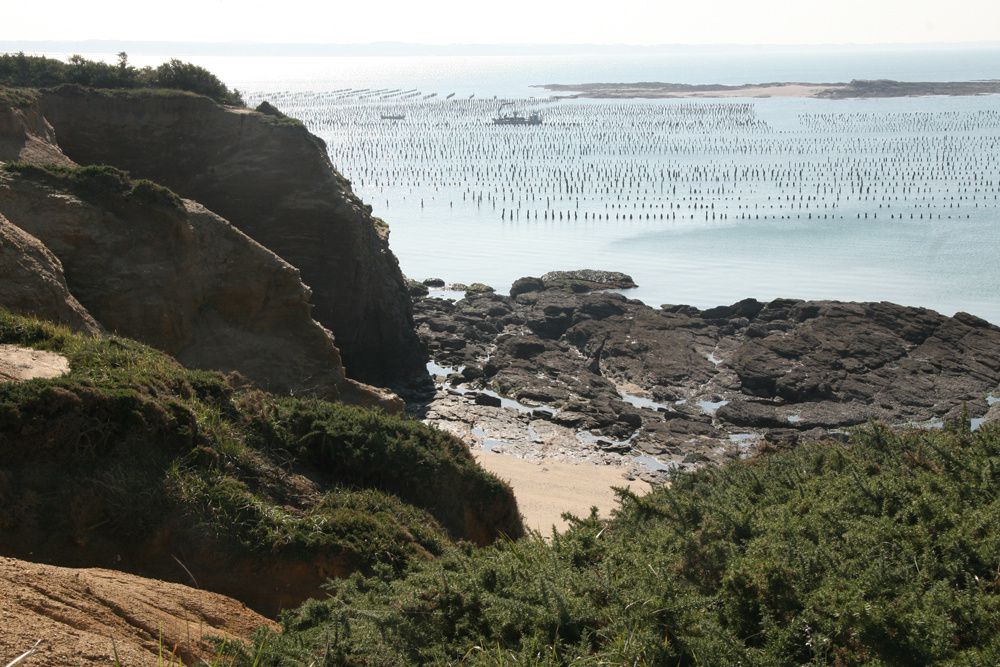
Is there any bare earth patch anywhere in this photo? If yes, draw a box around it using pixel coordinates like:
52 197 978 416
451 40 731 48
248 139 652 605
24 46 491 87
0 344 69 382
0 557 277 666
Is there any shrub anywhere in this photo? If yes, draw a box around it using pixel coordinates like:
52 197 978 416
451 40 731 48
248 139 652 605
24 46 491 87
0 310 516 580
2 162 183 209
250 423 1000 665
0 52 244 106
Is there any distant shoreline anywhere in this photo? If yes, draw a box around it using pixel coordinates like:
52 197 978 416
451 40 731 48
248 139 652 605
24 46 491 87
536 79 1000 99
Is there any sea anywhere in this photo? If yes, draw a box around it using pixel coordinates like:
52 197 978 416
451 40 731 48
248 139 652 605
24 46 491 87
43 46 1000 322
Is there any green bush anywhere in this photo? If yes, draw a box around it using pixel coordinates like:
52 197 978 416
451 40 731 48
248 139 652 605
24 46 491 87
2 162 183 209
0 52 243 106
251 423 1000 665
0 310 516 577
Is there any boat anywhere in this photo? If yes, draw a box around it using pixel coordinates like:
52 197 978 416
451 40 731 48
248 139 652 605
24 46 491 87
380 113 405 121
492 102 543 126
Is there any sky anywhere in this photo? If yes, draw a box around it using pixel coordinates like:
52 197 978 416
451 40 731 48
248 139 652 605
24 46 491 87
3 0 1000 46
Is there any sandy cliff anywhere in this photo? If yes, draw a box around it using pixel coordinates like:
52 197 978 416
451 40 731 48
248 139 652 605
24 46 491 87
40 85 426 386
0 213 100 334
0 167 397 407
0 96 74 167
0 557 275 666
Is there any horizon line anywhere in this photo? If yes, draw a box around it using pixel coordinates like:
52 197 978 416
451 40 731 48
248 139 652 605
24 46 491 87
3 39 1000 53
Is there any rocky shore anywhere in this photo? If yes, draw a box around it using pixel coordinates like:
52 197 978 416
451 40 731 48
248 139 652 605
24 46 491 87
407 271 1000 483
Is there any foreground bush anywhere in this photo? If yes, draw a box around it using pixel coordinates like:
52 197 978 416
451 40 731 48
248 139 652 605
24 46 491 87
0 311 520 614
253 422 1000 665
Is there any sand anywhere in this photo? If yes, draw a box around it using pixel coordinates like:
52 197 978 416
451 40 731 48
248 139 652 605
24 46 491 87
473 450 651 534
677 84 833 98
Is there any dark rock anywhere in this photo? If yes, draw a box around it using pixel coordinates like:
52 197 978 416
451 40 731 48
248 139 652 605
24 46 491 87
662 304 701 316
716 401 787 428
465 282 495 296
473 393 502 408
954 311 993 329
406 279 430 297
578 293 627 319
763 429 800 446
510 276 546 297
540 269 637 293
422 277 445 287
254 100 287 118
617 410 643 429
412 273 1000 458
460 365 483 381
501 337 550 360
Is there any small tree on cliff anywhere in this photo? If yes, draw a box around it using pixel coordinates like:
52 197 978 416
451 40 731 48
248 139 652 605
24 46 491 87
146 59 244 106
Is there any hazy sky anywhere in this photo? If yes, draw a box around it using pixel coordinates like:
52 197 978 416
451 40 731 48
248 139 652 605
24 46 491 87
4 0 1000 45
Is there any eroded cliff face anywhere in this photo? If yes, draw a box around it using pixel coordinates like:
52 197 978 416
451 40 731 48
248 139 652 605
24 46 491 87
0 213 100 334
39 86 426 386
0 170 401 406
0 557 277 666
0 100 74 167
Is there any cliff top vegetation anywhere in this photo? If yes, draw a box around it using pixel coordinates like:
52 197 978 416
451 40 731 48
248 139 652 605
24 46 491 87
0 52 243 106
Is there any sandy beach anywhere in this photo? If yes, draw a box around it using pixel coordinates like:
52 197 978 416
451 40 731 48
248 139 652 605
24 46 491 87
473 450 652 534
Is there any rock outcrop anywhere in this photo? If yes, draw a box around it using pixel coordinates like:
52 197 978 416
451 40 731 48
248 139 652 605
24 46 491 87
0 93 74 167
0 213 100 333
0 557 275 666
0 167 395 408
413 282 1000 479
38 85 426 386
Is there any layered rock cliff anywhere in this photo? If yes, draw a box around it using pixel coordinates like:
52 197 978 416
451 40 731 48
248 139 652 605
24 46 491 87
0 165 396 407
39 85 426 386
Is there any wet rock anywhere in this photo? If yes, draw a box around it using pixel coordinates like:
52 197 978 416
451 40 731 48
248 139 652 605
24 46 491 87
541 269 637 293
412 278 1000 466
423 277 445 287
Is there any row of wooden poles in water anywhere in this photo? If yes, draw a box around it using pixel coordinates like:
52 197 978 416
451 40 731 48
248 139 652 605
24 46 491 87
245 91 1000 223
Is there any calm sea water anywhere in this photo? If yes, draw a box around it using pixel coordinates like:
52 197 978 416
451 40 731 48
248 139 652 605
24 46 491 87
56 48 1000 322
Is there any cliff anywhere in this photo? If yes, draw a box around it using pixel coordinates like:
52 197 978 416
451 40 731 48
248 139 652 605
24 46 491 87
0 311 523 615
0 213 100 334
0 92 73 167
0 557 275 665
0 164 397 408
38 85 426 386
